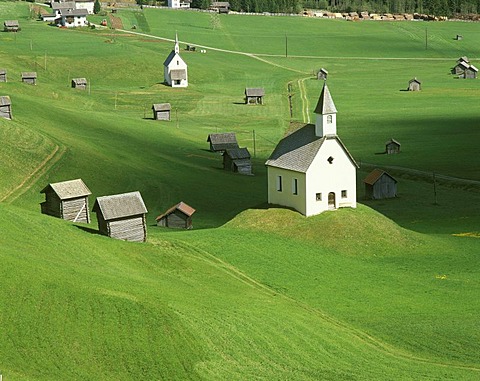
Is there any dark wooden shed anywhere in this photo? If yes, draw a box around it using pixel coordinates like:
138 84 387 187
223 147 252 175
461 65 478 79
207 132 239 152
364 169 397 200
152 103 171 121
156 201 196 229
0 96 12 120
92 191 148 242
4 20 20 32
21 72 37 85
385 138 400 154
71 78 87 89
408 78 421 91
317 68 328 80
0 69 6 82
245 88 265 105
40 178 91 223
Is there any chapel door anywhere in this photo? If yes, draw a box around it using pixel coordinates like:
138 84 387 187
328 192 336 209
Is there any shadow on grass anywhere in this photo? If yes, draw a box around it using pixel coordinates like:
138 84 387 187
75 225 101 236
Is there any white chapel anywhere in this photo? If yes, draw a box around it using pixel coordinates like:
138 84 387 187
265 82 358 217
163 33 188 88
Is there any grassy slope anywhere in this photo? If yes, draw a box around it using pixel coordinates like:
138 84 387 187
1 3 480 379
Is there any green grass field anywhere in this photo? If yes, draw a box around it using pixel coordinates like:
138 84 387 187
1 2 480 379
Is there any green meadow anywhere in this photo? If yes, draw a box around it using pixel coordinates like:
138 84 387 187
1 2 480 379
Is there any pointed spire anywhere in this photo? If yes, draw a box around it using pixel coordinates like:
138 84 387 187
174 32 179 54
314 81 337 115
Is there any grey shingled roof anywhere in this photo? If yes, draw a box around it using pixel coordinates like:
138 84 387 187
72 78 87 85
152 103 171 112
409 77 421 84
93 191 147 221
4 20 19 27
245 88 265 97
314 82 337 114
170 69 186 80
467 65 478 72
22 72 37 79
207 132 238 145
456 61 469 70
0 96 11 106
41 178 91 200
265 124 357 173
386 138 401 146
0 69 6 75
224 147 251 160
60 8 88 16
52 2 75 10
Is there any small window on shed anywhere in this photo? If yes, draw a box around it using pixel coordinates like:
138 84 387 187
292 178 298 195
327 156 334 164
316 193 322 201
327 115 333 124
276 176 282 192
341 190 347 198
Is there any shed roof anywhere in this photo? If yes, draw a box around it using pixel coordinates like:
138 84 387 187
265 123 358 173
319 68 328 74
455 61 469 70
363 169 397 185
72 78 87 85
409 77 421 84
4 20 19 27
245 88 265 97
457 56 469 63
41 178 91 200
152 103 171 112
156 201 196 221
314 82 337 114
22 72 37 78
52 2 75 10
0 96 11 106
0 69 6 75
170 69 187 80
386 138 401 146
207 132 238 145
467 65 478 72
93 191 147 221
211 1 230 7
224 147 251 160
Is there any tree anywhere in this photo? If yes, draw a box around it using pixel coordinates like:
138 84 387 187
94 0 101 14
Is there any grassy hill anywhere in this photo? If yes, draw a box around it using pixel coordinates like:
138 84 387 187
1 2 480 379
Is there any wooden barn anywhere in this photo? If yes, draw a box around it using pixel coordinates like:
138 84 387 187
0 69 6 82
317 68 328 80
453 60 469 75
152 103 171 121
92 191 148 242
21 72 37 85
462 65 478 79
40 179 91 223
207 132 239 152
4 20 20 32
363 169 397 200
245 88 265 105
385 138 401 154
71 78 87 89
0 96 12 120
223 147 252 175
156 201 196 229
408 78 421 91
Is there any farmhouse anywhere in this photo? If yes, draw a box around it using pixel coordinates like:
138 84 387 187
21 72 37 85
59 8 88 27
385 138 401 154
71 78 87 89
0 96 12 120
40 179 91 223
317 68 328 80
168 0 191 8
223 147 252 175
152 103 171 120
4 20 19 32
156 201 196 229
245 88 265 105
265 82 358 217
364 169 397 199
461 65 478 79
164 33 188 88
207 132 239 152
453 60 469 75
408 78 421 91
0 69 6 82
92 191 148 242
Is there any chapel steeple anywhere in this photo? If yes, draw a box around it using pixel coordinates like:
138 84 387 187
174 32 180 54
314 82 337 137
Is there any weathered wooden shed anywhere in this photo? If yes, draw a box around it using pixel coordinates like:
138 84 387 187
0 69 6 82
92 191 148 242
21 72 37 85
4 20 20 32
456 35 463 40
245 88 265 105
223 147 252 175
453 61 469 75
0 96 12 120
156 201 196 229
462 65 478 79
71 78 87 89
408 78 421 91
40 179 91 223
385 138 401 154
207 132 239 152
152 103 171 121
317 68 328 80
364 169 397 200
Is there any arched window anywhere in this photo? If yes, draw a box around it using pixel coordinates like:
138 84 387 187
327 115 333 124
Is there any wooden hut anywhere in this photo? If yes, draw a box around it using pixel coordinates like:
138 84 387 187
0 69 6 83
4 20 20 32
21 72 37 85
317 68 328 80
92 191 148 242
40 179 91 223
223 147 252 175
385 138 400 154
456 35 463 40
0 96 12 120
408 78 421 91
364 169 397 200
71 78 87 89
453 61 469 75
245 88 265 105
462 65 478 79
207 132 238 152
156 201 195 229
152 103 171 121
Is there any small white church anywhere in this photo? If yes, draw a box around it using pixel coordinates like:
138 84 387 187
163 34 188 88
265 82 358 217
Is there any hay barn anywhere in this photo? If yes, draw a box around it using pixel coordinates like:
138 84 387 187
223 147 252 175
0 69 6 82
40 179 91 223
0 96 12 120
207 132 239 152
71 78 87 89
364 169 397 199
92 191 148 242
462 65 478 79
245 88 265 105
156 201 196 229
385 138 401 154
4 20 19 32
408 78 421 91
152 103 171 120
317 68 328 80
22 72 37 85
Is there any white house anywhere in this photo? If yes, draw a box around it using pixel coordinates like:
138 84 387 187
59 8 88 27
168 0 191 8
74 0 94 14
265 83 358 217
163 34 188 88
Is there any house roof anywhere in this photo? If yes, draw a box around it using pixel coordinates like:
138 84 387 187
40 178 91 200
52 2 75 10
4 20 19 27
207 132 238 145
314 82 337 114
363 169 397 185
170 69 187 80
265 123 358 173
0 96 11 106
224 147 251 160
22 72 37 78
156 201 196 221
386 138 401 146
409 77 421 84
93 191 147 221
152 103 171 112
164 50 186 67
72 78 87 85
245 88 265 97
60 8 88 16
